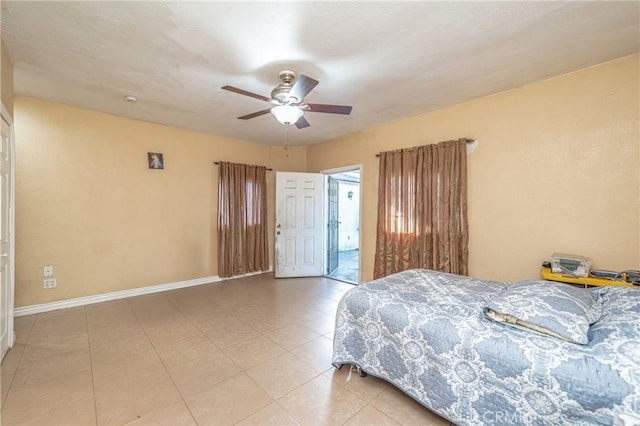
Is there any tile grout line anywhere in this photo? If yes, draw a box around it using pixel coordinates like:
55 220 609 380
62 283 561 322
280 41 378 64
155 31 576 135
0 314 36 411
83 306 100 426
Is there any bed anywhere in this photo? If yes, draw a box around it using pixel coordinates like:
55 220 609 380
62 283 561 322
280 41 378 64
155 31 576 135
332 268 640 425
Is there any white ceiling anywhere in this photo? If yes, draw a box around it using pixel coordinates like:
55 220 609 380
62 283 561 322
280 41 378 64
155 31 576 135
1 1 638 146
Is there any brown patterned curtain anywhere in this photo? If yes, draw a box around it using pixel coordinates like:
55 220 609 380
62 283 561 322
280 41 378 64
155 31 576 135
217 162 269 278
373 139 469 279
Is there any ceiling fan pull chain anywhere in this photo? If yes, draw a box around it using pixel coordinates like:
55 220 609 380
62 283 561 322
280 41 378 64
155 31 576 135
284 124 289 157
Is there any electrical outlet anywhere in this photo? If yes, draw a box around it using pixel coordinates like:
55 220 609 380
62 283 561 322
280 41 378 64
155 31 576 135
43 279 56 289
43 265 54 277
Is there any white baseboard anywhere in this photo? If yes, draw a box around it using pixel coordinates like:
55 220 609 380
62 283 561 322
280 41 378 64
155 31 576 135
14 269 272 317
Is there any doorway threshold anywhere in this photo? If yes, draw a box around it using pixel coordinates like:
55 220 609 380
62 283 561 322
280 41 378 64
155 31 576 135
327 249 359 284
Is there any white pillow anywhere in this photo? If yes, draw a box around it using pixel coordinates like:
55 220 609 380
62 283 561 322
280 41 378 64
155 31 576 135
484 280 602 345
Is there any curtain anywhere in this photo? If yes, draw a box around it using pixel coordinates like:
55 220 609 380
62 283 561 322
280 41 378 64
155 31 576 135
373 139 469 279
217 162 269 278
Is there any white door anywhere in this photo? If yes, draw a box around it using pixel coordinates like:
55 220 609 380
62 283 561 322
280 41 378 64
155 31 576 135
0 108 14 361
275 172 324 277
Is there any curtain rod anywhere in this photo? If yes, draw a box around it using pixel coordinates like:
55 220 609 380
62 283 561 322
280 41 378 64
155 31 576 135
213 161 273 171
375 138 476 157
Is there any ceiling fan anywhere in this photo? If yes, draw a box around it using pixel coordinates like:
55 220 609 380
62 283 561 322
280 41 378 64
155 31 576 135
221 70 352 129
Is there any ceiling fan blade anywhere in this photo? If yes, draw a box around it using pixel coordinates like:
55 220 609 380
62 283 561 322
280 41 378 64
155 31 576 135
288 75 319 103
306 103 353 115
222 85 271 103
295 116 310 129
238 108 272 120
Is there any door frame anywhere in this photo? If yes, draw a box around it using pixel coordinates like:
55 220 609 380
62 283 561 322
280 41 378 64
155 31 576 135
1 102 15 358
321 164 363 284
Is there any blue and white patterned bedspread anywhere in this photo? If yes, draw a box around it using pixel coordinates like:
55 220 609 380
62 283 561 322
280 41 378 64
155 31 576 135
332 269 640 425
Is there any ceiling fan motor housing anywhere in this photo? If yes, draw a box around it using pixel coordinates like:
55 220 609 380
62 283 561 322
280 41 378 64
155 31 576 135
271 70 297 103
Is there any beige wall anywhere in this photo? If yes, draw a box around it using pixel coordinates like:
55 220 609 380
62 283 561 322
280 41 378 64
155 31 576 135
1 39 14 116
308 54 640 283
14 54 639 307
14 97 307 307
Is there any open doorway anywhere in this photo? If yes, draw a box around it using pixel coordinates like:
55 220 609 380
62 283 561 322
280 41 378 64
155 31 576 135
325 168 360 284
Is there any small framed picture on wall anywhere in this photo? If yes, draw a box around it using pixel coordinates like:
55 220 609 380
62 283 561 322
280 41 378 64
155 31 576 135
148 152 164 169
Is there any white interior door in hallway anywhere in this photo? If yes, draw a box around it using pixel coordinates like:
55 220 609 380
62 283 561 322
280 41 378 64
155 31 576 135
275 172 324 277
0 105 15 361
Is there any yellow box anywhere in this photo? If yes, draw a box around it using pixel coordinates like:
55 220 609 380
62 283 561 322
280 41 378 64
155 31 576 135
541 267 636 288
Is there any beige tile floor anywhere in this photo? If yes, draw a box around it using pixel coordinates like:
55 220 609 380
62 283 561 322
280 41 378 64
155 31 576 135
1 273 453 426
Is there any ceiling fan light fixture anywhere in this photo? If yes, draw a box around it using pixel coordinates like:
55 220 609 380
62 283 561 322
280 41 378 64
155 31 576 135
271 105 303 125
